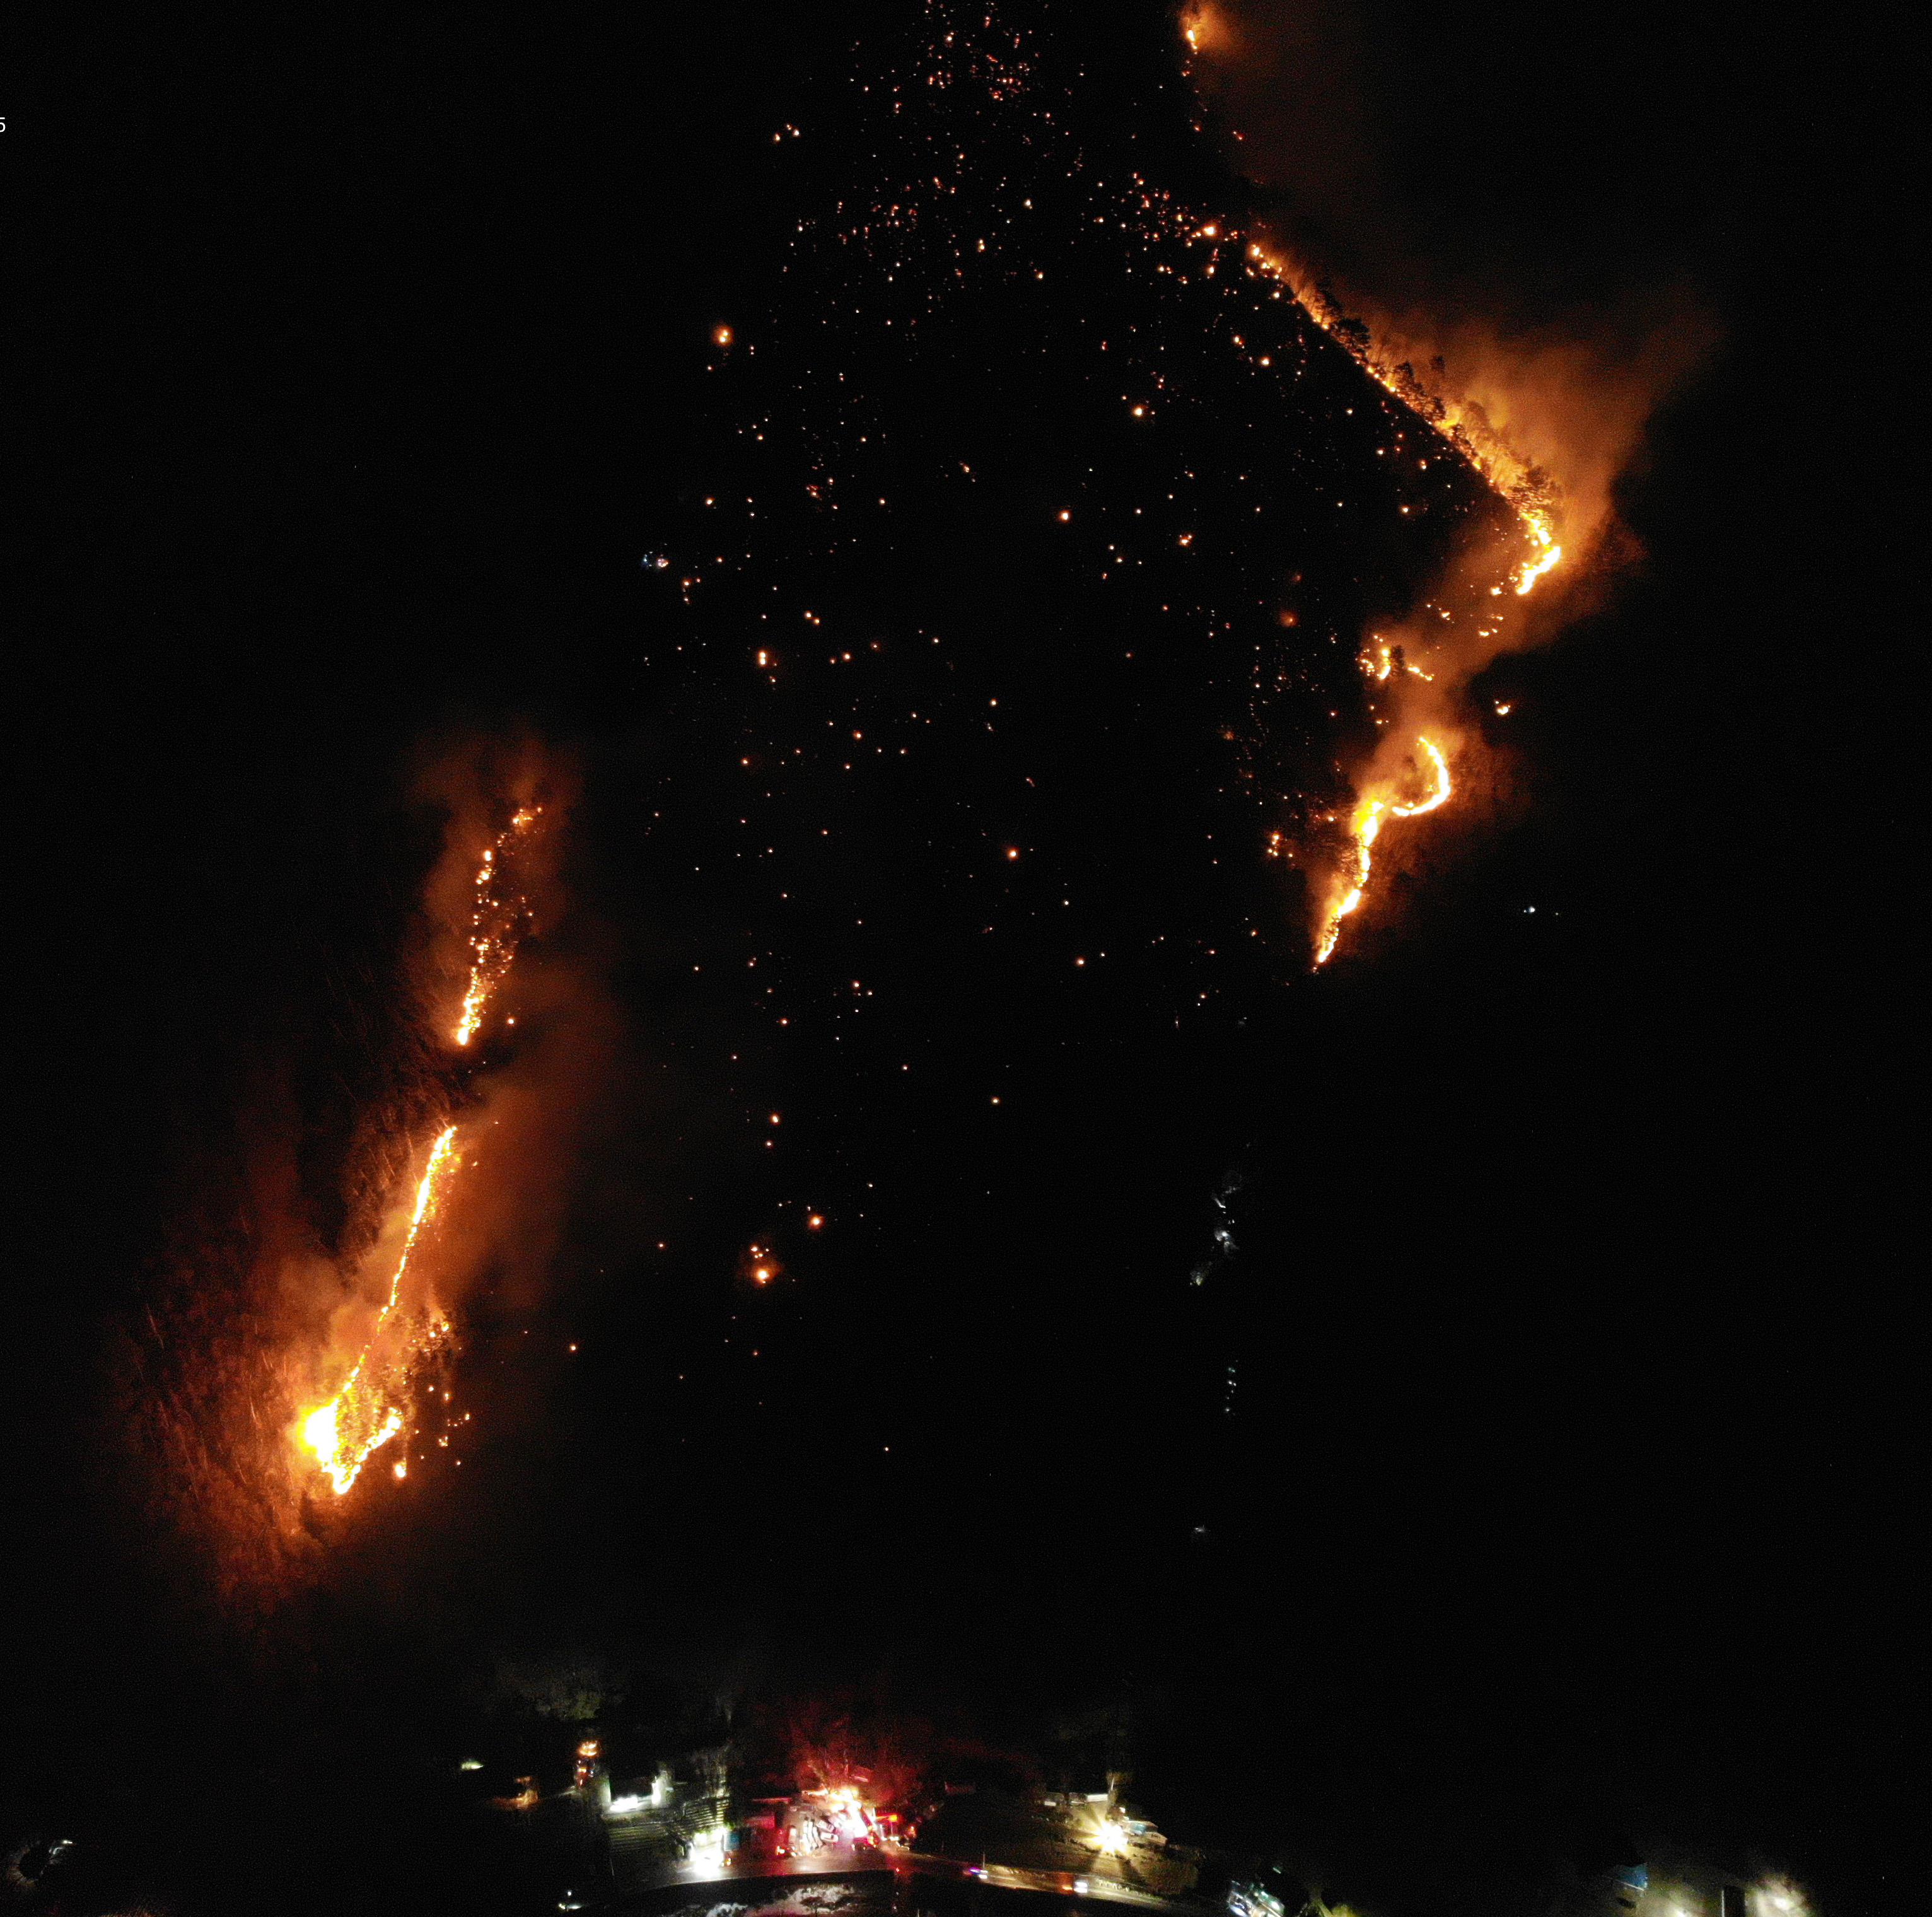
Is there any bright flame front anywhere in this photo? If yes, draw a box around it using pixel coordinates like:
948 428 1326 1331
300 1126 459 1495
1313 738 1452 965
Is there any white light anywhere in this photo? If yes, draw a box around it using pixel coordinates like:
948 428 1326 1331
685 1828 728 1875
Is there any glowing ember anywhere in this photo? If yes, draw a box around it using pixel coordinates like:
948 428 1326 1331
454 807 541 1046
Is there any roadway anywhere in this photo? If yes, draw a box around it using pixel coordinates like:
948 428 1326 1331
610 1843 1222 1916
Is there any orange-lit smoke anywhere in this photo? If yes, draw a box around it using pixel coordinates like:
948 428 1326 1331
1187 0 1716 960
1268 258 1699 585
1180 4 1234 57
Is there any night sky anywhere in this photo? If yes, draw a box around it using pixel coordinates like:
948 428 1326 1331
7 4 1909 1914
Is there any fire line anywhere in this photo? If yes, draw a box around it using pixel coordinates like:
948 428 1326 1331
300 1126 459 1495
298 803 543 1496
1312 738 1452 967
1226 243 1563 961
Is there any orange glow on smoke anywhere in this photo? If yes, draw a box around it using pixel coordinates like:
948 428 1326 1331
1180 8 1230 59
1242 244 1567 598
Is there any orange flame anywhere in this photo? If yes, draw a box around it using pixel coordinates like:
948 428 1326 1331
301 1126 459 1495
1513 520 1562 595
1243 242 1566 597
1225 246 1554 962
300 801 545 1496
1313 738 1452 965
1180 5 1228 58
454 807 540 1046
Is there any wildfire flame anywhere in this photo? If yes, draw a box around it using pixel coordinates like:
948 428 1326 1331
299 802 544 1496
1219 242 1561 960
1179 5 1226 58
455 807 540 1046
1313 738 1452 966
301 1126 459 1494
1513 514 1562 595
1245 244 1566 573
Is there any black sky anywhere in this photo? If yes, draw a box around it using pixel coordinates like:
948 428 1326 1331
8 4 1911 1914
